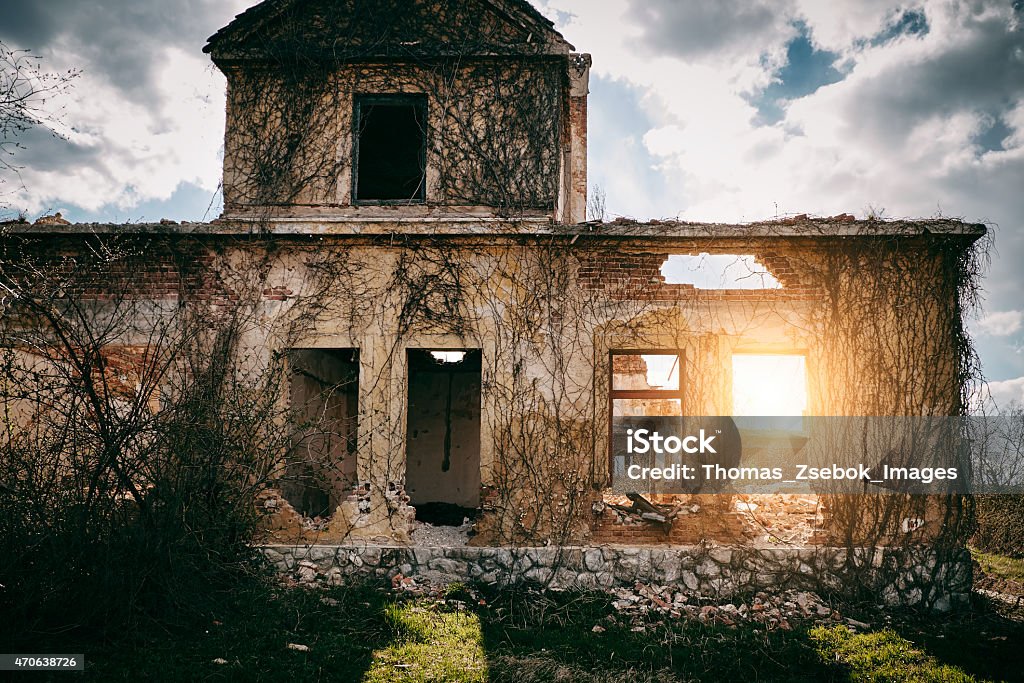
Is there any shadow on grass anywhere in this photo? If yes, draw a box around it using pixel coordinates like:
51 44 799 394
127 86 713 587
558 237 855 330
11 576 397 682
880 596 1024 683
472 584 1015 683
472 583 836 683
14 578 1019 682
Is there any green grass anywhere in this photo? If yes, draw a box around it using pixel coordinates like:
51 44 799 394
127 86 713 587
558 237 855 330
972 548 1024 583
13 579 1024 682
364 604 487 682
810 626 984 682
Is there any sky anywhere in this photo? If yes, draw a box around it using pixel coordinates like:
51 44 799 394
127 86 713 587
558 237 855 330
0 0 1022 406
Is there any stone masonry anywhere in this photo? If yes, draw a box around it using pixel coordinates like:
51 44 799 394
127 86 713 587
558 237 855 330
264 543 972 611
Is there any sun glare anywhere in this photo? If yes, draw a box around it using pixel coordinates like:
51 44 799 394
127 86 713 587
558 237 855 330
732 354 807 416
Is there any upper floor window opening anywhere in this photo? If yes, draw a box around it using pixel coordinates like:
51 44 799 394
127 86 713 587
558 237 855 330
353 94 427 203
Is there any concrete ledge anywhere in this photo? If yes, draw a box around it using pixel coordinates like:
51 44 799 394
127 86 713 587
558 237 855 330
263 543 972 611
4 217 986 240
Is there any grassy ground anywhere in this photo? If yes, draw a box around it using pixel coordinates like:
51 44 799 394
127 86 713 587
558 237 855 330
973 548 1024 585
14 575 1023 683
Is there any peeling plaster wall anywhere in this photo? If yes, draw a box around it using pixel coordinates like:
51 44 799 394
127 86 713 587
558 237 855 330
221 57 586 219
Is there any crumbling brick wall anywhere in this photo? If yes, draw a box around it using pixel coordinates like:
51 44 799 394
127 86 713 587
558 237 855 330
576 248 813 300
1 221 984 551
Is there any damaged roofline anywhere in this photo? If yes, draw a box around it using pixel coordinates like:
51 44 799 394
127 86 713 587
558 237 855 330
2 217 988 243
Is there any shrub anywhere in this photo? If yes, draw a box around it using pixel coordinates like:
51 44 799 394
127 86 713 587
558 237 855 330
972 495 1024 558
0 238 290 643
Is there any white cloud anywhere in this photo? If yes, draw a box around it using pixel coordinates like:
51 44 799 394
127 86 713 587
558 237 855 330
541 0 1024 222
794 0 909 50
978 311 1024 337
539 0 1024 382
0 0 249 215
987 376 1024 410
7 52 225 213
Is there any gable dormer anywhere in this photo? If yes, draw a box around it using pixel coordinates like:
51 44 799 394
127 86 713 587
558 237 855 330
205 0 590 223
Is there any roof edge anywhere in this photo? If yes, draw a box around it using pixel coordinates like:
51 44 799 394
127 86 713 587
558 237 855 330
203 0 573 57
2 217 988 242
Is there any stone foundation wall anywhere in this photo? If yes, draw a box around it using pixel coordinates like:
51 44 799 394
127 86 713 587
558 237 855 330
263 543 972 611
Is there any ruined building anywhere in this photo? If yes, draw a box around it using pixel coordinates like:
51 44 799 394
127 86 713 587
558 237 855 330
0 0 987 606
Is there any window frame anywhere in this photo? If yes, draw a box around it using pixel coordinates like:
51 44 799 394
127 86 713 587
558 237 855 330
352 93 428 205
607 349 686 478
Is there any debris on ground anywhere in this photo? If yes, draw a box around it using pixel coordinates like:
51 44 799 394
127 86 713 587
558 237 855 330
308 570 859 635
602 582 848 632
604 492 695 529
409 518 474 546
388 572 447 596
733 494 823 546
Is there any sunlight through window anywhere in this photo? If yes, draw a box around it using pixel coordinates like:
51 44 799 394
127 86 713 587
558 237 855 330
732 354 807 416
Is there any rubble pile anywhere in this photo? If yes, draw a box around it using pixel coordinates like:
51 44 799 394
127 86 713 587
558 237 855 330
389 572 448 596
595 492 824 546
290 559 453 598
732 495 823 546
599 495 701 527
409 518 474 546
299 567 875 635
602 582 867 632
301 516 331 532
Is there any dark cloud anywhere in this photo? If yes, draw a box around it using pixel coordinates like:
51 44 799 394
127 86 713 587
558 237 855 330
839 11 1024 148
0 0 241 96
4 124 105 173
628 0 793 60
0 2 59 47
869 8 930 46
0 0 235 215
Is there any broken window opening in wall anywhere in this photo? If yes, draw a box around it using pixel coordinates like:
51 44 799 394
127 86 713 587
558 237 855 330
282 349 359 519
732 353 808 420
661 254 783 289
406 349 482 526
729 353 822 544
353 94 427 202
609 351 685 486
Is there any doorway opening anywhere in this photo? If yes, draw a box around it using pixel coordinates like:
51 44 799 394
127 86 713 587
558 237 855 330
282 348 359 519
406 349 482 525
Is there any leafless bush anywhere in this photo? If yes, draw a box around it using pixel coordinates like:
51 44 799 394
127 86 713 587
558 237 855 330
0 233 354 634
1 41 78 196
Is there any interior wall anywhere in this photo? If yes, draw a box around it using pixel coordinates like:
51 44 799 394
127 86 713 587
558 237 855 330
283 349 359 517
405 350 482 509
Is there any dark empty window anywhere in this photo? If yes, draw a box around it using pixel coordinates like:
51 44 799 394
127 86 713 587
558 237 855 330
354 95 426 202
